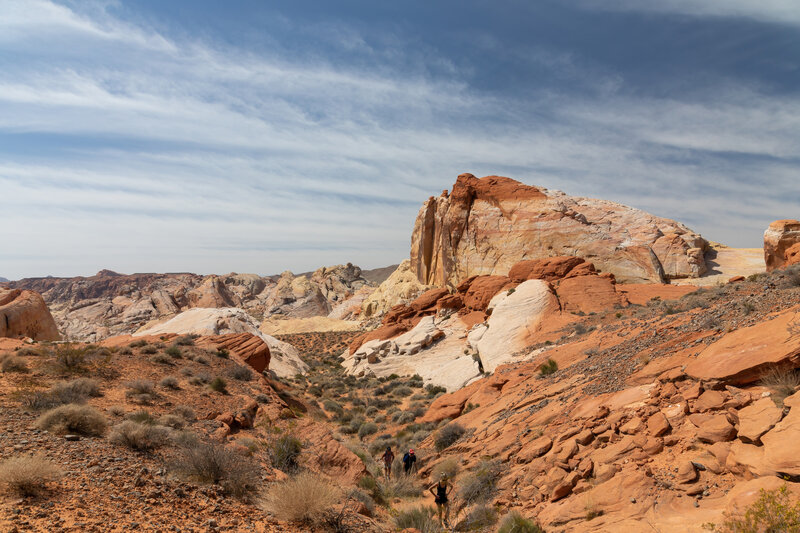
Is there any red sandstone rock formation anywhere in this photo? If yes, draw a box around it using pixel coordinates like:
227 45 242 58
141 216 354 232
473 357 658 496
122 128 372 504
410 174 708 286
764 219 800 271
0 288 60 341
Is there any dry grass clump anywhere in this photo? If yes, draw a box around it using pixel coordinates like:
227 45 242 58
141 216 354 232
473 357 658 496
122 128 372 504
0 455 62 497
51 343 89 372
227 365 253 381
260 472 340 524
109 421 169 451
208 377 228 394
496 511 544 533
157 414 186 429
159 376 180 390
394 506 438 533
435 422 466 452
19 378 100 411
125 380 158 404
268 434 302 473
170 441 260 499
55 377 101 398
761 366 800 407
432 457 460 481
36 404 107 436
1 354 29 373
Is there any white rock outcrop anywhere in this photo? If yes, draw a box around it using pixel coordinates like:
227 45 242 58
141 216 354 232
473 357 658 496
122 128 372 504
135 307 308 377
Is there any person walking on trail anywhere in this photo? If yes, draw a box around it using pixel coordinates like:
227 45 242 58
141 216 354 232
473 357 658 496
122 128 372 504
380 446 395 478
429 472 453 528
402 448 417 475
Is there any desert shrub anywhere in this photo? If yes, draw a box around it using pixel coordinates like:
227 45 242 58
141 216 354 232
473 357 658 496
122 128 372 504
227 365 253 382
56 377 101 398
704 485 800 532
159 376 180 390
107 405 125 417
761 366 800 407
126 410 156 425
1 354 29 373
129 339 148 348
0 455 62 497
269 435 302 472
432 457 460 482
496 511 544 533
358 475 387 506
539 358 558 376
125 380 158 404
165 345 182 359
175 335 196 346
140 345 158 355
209 377 228 394
741 300 756 315
16 347 43 357
194 355 210 365
149 353 174 366
117 346 133 355
255 393 270 404
426 384 447 396
383 475 423 498
393 411 416 425
180 367 193 377
52 344 88 372
455 504 498 531
393 386 413 397
173 405 196 422
36 404 107 436
158 414 185 429
213 348 229 359
109 421 169 452
170 441 259 499
260 472 339 524
435 422 466 452
458 460 503 509
394 506 438 533
358 422 379 439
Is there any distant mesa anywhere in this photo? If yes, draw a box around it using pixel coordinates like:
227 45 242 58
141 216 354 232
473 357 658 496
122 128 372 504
0 276 9 283
410 173 708 286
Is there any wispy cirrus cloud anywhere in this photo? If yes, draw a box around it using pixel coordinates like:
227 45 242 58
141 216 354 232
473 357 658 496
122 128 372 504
0 1 798 279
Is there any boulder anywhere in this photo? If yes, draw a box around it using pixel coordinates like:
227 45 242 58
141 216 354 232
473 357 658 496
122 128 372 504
737 397 783 444
676 461 697 484
764 220 800 271
646 412 671 437
685 307 800 384
0 288 60 341
196 332 270 374
696 414 737 443
409 174 708 284
760 394 800 476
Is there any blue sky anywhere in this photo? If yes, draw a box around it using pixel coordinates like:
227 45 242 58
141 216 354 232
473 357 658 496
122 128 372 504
1 0 799 279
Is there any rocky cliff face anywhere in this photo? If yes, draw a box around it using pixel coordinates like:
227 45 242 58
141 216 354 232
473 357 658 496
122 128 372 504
410 174 708 286
0 288 60 341
4 264 371 341
764 219 800 271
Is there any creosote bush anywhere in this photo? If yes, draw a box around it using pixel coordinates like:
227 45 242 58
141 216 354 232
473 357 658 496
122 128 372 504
159 376 180 390
109 421 169 452
269 434 302 472
165 345 182 358
704 485 800 532
0 455 62 497
228 365 253 382
496 511 544 533
260 472 339 524
170 441 259 499
36 404 107 436
539 358 558 376
209 376 228 394
52 344 89 372
435 422 466 452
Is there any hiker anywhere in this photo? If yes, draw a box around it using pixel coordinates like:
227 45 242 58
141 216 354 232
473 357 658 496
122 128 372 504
428 472 453 528
402 448 417 475
380 446 395 478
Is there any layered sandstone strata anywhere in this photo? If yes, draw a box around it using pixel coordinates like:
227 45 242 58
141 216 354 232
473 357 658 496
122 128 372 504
410 174 708 285
764 219 800 271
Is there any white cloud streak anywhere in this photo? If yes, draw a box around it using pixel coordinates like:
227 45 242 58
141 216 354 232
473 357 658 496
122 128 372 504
0 1 798 279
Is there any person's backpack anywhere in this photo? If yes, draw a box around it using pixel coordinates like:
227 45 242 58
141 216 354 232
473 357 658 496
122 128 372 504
402 452 411 465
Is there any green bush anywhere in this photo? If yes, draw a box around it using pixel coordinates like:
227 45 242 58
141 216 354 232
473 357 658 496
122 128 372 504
704 485 800 532
435 422 466 452
269 435 302 473
52 344 89 372
209 377 228 394
539 358 558 376
496 511 544 533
